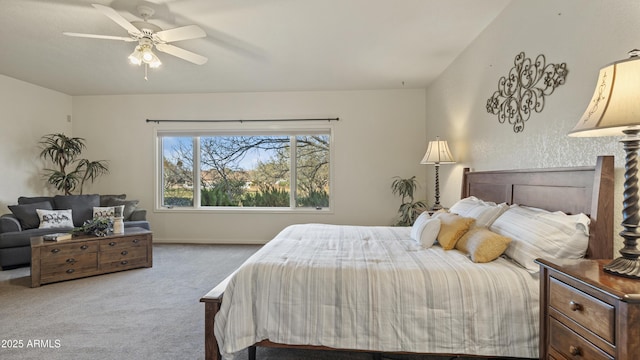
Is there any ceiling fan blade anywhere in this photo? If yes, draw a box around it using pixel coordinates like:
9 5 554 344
155 43 208 65
63 32 136 42
155 25 206 43
92 3 141 37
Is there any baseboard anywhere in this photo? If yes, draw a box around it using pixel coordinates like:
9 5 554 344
152 237 267 245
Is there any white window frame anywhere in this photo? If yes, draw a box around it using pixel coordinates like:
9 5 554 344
154 126 334 214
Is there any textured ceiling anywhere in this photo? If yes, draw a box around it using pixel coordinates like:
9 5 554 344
0 0 511 95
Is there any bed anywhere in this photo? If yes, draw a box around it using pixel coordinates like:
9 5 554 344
201 155 614 360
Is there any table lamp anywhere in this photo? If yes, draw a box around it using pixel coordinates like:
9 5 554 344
420 137 455 211
570 50 640 278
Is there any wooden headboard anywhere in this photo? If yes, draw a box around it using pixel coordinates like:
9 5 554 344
460 155 614 259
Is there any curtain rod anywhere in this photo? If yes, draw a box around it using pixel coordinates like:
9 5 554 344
146 117 339 124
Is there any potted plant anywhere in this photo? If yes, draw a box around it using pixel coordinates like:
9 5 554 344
72 217 114 237
391 176 427 226
39 133 109 195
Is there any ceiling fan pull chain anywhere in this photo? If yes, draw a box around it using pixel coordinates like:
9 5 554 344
144 63 148 81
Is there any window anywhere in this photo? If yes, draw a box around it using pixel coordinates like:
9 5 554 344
158 129 331 211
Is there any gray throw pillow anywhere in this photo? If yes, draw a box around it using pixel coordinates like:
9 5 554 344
17 196 55 208
99 194 126 207
8 201 54 229
53 194 100 227
103 198 139 220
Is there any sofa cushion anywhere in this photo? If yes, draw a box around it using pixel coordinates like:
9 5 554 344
53 194 100 227
99 194 126 207
8 201 53 230
0 227 75 249
18 196 55 208
103 198 139 220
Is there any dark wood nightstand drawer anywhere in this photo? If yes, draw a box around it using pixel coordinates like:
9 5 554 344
537 258 640 360
549 277 615 344
549 317 613 360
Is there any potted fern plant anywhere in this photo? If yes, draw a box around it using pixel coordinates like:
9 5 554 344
39 133 109 195
391 176 427 226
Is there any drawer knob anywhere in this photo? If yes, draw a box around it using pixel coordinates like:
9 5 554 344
109 241 116 246
51 248 60 254
80 245 88 250
120 260 128 265
569 345 581 356
569 301 582 311
133 239 140 244
66 258 76 264
66 269 75 274
121 250 128 256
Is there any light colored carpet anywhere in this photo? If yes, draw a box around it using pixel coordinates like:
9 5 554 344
0 244 527 360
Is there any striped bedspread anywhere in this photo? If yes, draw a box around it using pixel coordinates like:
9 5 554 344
214 224 539 359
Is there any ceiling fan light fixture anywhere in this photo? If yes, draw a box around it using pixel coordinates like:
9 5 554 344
128 46 143 66
148 56 162 69
140 44 161 68
141 46 154 62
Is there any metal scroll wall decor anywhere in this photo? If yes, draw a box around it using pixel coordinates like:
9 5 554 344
486 52 568 133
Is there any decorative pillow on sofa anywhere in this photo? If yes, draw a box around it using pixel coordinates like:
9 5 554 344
433 212 475 250
455 227 512 263
102 198 139 220
93 205 125 219
490 204 591 273
410 212 441 248
17 196 55 208
99 194 126 207
8 201 53 230
53 194 100 227
36 209 74 229
449 196 509 228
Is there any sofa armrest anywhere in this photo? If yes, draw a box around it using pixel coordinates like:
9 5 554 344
129 209 147 221
0 214 22 233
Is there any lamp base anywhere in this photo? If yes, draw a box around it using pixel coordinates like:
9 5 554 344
604 257 640 279
430 203 443 212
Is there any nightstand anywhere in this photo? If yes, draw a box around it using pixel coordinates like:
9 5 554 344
536 258 640 360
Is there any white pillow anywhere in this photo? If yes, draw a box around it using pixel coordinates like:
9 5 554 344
93 205 125 219
411 212 441 248
449 196 509 228
490 204 591 273
36 209 74 229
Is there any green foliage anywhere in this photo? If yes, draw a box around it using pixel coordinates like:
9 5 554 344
39 133 109 195
164 197 193 207
297 189 329 208
72 217 113 237
242 184 289 207
201 187 236 206
391 176 426 226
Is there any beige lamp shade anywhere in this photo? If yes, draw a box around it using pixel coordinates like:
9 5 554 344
420 138 455 164
570 55 640 137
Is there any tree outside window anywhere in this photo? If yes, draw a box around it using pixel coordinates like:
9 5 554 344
159 131 331 210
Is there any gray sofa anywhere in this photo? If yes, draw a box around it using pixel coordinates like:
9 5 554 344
0 194 150 270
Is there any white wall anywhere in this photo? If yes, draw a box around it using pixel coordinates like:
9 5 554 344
0 75 72 211
72 90 426 243
425 0 639 255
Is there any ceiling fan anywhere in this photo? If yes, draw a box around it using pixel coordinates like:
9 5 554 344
64 3 208 78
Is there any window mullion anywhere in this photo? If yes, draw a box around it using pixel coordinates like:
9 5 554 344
194 137 201 208
290 136 297 209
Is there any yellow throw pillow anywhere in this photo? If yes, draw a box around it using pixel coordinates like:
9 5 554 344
433 212 475 250
456 227 512 263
